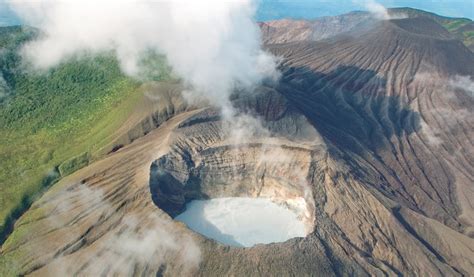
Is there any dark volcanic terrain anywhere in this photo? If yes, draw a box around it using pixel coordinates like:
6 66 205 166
1 12 473 277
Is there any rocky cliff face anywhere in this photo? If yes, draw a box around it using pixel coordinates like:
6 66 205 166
1 15 473 277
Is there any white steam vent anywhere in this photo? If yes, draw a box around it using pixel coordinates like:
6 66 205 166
175 197 309 247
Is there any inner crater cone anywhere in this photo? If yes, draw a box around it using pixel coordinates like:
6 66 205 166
175 197 308 247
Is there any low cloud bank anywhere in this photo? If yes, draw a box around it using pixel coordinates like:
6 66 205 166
39 184 201 275
449 75 474 98
7 0 279 115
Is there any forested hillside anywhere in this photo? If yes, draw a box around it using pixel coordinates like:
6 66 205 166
0 26 170 242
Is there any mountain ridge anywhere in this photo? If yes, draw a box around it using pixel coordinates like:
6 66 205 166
0 7 473 276
260 7 474 51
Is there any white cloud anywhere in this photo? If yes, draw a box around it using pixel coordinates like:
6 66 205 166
7 0 279 112
412 72 474 147
41 183 201 275
364 0 390 19
353 0 407 20
351 0 388 19
449 75 474 98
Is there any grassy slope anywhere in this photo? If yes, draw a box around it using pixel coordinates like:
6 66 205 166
390 7 474 51
0 26 163 243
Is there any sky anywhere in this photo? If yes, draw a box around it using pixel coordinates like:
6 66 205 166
0 2 20 26
256 0 474 20
0 0 473 26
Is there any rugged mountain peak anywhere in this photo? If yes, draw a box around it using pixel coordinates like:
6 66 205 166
270 17 473 79
261 8 474 52
364 18 473 76
266 13 474 244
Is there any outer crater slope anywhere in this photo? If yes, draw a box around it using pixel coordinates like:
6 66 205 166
1 15 473 277
260 8 474 51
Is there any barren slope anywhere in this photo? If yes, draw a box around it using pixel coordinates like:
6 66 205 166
261 8 474 51
259 11 373 44
1 17 473 276
269 18 474 234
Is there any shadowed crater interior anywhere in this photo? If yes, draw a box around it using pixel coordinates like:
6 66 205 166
147 64 428 247
149 140 317 247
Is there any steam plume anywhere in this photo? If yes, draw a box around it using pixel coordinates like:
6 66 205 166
362 0 389 19
353 0 406 20
7 0 278 114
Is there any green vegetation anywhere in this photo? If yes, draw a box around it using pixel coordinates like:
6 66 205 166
137 49 174 82
442 18 470 32
0 26 172 244
390 7 474 51
58 152 90 176
440 19 474 50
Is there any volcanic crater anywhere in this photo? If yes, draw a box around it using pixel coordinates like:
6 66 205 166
2 15 473 276
149 90 321 246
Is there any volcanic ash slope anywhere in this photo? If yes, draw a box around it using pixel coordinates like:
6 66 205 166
1 16 474 276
